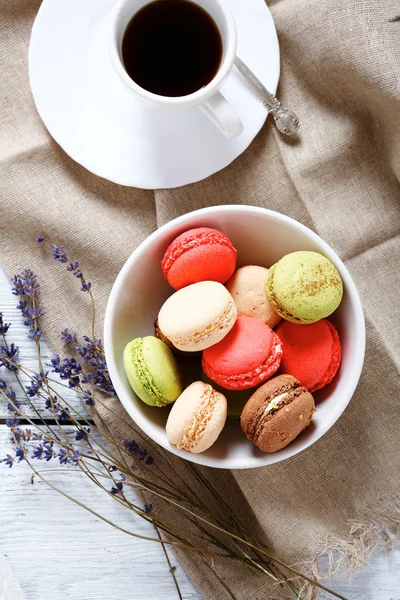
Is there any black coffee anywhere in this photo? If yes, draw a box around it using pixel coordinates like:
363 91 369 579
121 0 223 97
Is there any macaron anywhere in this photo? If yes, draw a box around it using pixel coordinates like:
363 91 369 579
202 315 283 391
158 281 237 352
123 336 183 407
166 381 227 453
276 319 342 392
154 318 202 360
226 265 281 328
154 318 177 353
161 227 237 290
241 374 315 453
265 251 343 324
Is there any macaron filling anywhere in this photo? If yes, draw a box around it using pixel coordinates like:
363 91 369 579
162 229 236 277
171 298 237 350
176 384 218 451
203 334 283 390
246 382 307 440
128 338 171 408
254 391 292 431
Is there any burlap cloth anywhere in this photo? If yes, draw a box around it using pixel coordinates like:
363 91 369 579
1 0 400 598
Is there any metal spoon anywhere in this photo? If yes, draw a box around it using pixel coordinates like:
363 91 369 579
234 56 300 136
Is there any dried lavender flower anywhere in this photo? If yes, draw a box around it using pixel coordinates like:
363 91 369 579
58 448 80 465
75 427 90 442
52 245 68 263
26 371 47 397
50 355 82 388
66 261 92 292
61 328 78 345
0 343 19 371
0 381 21 417
0 313 10 336
82 389 95 406
123 439 154 465
12 270 43 342
53 246 92 292
32 444 44 460
75 337 114 394
111 482 124 495
1 455 14 468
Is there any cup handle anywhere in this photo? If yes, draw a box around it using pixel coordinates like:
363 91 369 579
200 91 244 139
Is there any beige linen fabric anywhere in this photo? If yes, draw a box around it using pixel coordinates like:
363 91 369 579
1 0 400 598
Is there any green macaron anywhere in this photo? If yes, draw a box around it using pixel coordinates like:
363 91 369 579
265 251 343 324
123 336 183 407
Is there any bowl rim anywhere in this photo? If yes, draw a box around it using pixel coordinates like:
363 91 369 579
104 205 366 469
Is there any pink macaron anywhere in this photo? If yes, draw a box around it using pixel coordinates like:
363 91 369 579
161 227 237 290
202 316 283 391
276 319 342 392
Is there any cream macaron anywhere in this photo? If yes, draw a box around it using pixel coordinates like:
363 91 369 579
226 265 281 328
166 381 227 453
158 281 237 352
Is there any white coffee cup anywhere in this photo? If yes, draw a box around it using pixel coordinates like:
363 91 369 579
109 0 244 139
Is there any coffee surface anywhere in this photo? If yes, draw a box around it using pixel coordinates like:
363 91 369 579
122 0 223 97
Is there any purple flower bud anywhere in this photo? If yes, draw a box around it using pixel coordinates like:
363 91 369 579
52 245 68 263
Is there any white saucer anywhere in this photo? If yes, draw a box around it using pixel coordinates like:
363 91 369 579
29 0 280 189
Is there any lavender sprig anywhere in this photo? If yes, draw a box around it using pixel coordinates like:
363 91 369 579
52 245 91 293
60 330 115 397
52 244 95 342
11 269 43 342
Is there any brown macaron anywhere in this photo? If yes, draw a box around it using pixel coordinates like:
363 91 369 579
240 374 315 453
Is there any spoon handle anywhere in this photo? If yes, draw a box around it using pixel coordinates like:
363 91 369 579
234 56 300 136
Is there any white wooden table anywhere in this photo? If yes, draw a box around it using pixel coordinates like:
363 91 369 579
1 266 399 600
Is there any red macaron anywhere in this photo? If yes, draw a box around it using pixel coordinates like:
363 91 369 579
202 316 283 390
275 319 341 393
161 227 237 290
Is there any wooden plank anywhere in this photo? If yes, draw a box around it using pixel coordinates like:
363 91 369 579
0 425 199 600
0 268 90 420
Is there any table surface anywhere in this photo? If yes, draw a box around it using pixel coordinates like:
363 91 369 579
0 266 399 600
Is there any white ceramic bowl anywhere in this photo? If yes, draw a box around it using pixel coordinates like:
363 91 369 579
104 206 365 469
